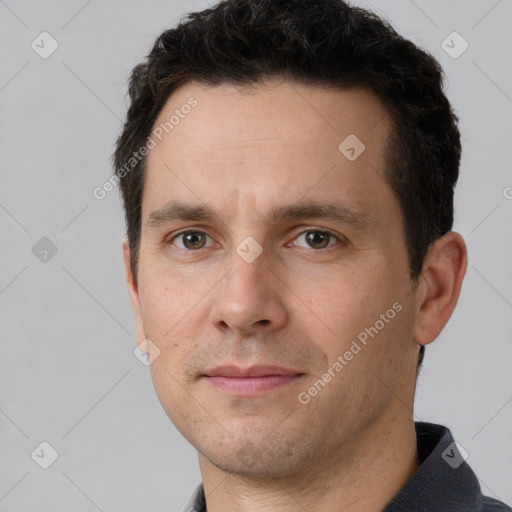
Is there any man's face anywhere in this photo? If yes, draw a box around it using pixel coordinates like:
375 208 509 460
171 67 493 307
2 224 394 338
125 81 422 478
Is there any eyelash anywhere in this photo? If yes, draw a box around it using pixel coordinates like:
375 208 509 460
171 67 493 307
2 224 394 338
166 228 346 253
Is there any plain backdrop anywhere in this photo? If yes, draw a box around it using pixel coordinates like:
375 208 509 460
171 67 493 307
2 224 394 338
1 0 511 510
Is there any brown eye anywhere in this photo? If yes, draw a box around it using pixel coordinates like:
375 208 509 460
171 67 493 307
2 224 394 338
294 230 338 250
305 231 331 249
173 231 211 250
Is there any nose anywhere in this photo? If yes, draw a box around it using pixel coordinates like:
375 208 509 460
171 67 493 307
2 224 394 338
209 249 288 336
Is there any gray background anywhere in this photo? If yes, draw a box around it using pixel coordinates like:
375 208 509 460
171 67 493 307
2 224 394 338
1 0 511 510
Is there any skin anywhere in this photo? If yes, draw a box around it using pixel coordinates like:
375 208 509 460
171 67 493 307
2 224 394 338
123 80 467 511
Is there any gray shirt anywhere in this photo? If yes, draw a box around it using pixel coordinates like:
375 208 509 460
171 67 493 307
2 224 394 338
182 422 511 511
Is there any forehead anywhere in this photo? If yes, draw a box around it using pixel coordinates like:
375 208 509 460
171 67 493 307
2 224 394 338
151 79 390 153
142 80 396 226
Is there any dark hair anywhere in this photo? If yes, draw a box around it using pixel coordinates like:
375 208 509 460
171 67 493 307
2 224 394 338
114 0 462 368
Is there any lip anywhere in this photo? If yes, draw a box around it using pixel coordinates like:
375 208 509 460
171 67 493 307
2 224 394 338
203 365 305 395
205 365 301 377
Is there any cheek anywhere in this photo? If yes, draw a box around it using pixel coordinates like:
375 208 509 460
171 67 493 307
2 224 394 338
139 261 199 325
140 275 203 420
148 358 195 439
296 265 385 331
137 271 198 365
305 267 409 366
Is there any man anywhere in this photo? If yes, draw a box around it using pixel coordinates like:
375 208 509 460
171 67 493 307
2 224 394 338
113 0 511 510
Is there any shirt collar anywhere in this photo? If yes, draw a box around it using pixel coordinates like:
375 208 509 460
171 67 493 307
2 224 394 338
383 422 483 511
182 422 486 512
183 482 206 512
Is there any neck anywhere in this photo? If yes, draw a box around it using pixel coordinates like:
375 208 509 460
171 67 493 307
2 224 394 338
198 414 420 512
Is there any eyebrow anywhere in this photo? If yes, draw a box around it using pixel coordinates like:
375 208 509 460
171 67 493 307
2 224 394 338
146 199 375 231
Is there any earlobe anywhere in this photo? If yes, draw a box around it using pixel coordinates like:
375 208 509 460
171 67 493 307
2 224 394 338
412 232 467 346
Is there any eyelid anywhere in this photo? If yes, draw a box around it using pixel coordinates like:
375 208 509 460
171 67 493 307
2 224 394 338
166 228 216 249
288 227 346 250
165 226 347 251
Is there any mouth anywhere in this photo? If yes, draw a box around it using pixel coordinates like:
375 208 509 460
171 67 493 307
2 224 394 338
203 365 305 395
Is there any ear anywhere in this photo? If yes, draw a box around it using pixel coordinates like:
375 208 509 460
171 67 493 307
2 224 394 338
122 238 146 345
412 232 467 346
